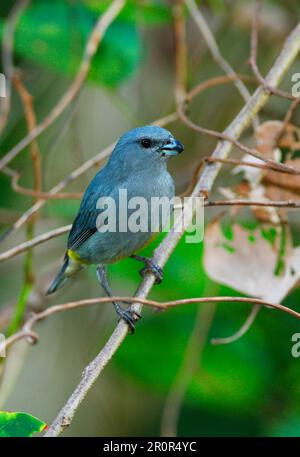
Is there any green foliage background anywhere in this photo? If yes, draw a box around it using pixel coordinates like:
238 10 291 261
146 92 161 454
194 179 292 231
1 0 300 437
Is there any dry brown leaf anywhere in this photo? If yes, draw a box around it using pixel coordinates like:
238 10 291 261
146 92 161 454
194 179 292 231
204 221 300 302
255 121 284 156
255 121 300 153
263 158 300 195
230 122 300 223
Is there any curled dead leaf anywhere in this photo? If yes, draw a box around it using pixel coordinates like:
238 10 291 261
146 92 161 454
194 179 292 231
204 221 300 303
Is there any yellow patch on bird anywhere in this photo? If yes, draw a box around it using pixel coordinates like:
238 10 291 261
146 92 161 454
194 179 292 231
67 249 89 265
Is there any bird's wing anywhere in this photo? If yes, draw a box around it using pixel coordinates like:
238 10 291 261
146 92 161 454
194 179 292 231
67 209 98 251
67 168 116 252
67 190 99 251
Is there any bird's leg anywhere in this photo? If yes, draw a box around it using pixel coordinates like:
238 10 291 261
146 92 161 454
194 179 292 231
130 255 163 285
96 264 141 334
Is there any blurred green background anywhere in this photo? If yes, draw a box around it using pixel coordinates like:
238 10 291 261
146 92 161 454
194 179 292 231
1 0 300 437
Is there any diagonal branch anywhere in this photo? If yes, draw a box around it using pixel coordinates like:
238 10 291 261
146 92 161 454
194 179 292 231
249 0 294 101
185 0 259 130
0 225 71 263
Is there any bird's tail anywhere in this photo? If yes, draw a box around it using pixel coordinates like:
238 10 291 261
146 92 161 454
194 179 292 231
46 253 84 295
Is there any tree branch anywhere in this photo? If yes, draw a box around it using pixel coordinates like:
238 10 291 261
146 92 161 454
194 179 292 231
249 0 294 101
206 199 300 208
2 294 300 355
185 0 259 130
0 225 71 263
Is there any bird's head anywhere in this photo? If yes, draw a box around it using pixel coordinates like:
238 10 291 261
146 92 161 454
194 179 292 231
109 126 184 170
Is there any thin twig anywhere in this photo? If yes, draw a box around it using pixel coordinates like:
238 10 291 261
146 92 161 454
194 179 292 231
277 94 300 146
0 225 70 263
249 0 293 101
2 295 300 356
8 72 42 334
44 21 300 436
211 305 260 346
0 0 127 172
3 166 82 200
205 199 300 208
185 0 259 130
178 101 300 176
179 75 300 176
12 72 42 205
174 0 187 105
0 0 30 134
2 195 300 266
204 156 277 171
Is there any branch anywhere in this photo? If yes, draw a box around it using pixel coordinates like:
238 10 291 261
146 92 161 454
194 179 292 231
185 0 259 130
211 305 260 346
206 199 300 208
178 99 300 176
249 0 294 101
3 166 82 200
177 74 300 176
43 19 300 436
12 71 42 202
173 0 187 105
3 294 300 355
7 70 42 334
0 0 29 134
2 195 299 266
0 0 126 172
0 225 70 263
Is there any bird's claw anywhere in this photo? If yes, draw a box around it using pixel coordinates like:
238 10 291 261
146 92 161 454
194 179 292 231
139 260 163 285
117 307 141 334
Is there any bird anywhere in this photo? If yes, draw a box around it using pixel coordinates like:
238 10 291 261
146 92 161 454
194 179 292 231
46 125 184 332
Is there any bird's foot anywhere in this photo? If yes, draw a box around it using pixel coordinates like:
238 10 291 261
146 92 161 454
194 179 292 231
131 254 163 284
139 259 163 285
115 305 141 334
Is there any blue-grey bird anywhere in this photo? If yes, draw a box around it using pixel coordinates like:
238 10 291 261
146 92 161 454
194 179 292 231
46 126 184 331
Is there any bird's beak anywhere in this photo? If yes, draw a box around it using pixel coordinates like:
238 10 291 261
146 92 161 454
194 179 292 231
160 138 184 157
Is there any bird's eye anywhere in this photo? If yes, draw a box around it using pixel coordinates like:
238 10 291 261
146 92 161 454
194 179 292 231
141 138 151 148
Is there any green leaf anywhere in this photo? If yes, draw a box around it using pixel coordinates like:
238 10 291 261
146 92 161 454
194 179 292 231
0 0 142 87
274 225 287 276
84 0 172 25
260 227 277 247
220 242 235 253
0 411 46 437
248 233 256 243
220 218 234 241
